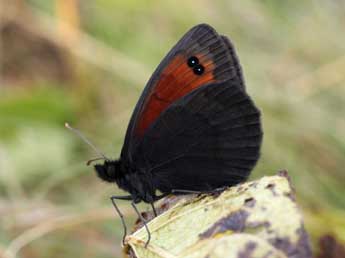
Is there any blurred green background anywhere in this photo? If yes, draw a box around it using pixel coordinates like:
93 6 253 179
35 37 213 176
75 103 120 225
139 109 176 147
1 0 345 257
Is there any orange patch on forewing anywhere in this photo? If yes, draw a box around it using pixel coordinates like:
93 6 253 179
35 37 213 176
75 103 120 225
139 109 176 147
136 54 216 136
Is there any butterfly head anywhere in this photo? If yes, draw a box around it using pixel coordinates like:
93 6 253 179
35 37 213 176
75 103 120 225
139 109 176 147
94 160 145 202
94 159 123 183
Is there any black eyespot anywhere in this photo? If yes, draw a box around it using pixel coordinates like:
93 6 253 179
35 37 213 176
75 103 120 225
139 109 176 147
193 64 204 75
187 56 199 67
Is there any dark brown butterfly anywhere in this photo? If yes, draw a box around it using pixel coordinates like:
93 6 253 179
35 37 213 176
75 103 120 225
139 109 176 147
74 24 262 246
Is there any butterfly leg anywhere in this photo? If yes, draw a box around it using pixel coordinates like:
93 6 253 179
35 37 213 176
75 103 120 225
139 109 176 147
150 202 157 217
131 201 151 248
110 195 132 246
171 186 227 195
154 192 170 200
171 189 202 194
149 192 171 217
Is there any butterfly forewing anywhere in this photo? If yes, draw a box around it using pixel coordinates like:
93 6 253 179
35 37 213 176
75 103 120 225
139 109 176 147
121 24 245 162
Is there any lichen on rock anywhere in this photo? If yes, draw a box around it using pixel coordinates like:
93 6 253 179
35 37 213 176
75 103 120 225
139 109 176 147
125 172 312 258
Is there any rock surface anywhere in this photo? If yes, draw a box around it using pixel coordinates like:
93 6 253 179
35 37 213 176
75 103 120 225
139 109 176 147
125 172 312 258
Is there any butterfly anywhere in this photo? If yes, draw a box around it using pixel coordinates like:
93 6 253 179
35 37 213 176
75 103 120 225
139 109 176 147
81 23 262 246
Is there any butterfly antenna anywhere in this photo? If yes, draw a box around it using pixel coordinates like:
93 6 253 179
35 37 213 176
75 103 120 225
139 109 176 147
65 123 109 162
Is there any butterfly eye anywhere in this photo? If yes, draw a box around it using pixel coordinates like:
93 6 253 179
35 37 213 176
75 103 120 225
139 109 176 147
193 64 205 75
187 56 199 67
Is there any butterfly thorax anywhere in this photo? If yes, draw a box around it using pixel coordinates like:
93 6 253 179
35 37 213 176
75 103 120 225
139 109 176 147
94 160 156 203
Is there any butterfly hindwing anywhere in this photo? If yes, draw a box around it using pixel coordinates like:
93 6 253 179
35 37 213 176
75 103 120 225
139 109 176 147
136 79 262 192
121 24 244 162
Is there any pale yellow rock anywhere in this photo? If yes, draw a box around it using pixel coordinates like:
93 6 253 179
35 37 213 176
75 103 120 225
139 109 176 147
125 173 311 258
